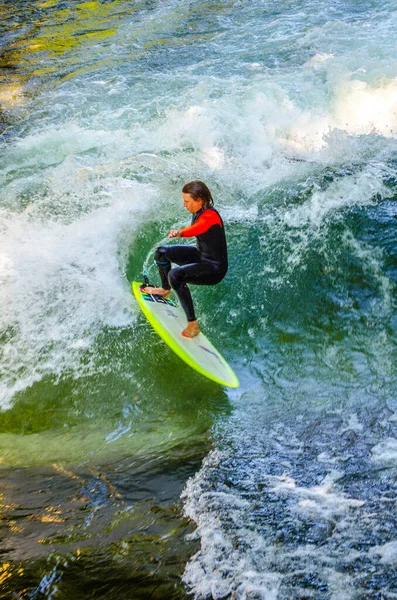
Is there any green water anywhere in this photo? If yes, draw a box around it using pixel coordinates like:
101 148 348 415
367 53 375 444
1 0 397 597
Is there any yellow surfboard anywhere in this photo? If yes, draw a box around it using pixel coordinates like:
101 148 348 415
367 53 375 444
132 282 239 388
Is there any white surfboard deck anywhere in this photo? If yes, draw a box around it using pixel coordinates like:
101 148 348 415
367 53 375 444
132 282 239 388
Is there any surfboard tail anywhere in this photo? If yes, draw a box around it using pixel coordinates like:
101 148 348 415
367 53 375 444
132 281 239 388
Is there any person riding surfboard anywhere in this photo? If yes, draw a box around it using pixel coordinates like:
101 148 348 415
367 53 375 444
143 180 228 338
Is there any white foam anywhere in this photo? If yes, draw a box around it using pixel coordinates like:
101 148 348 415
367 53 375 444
269 471 365 520
182 453 364 599
306 53 335 67
281 165 392 230
333 79 397 139
0 180 154 408
371 438 397 464
341 413 364 434
369 541 397 564
280 78 397 153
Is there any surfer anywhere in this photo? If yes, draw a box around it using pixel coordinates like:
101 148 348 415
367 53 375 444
143 180 228 338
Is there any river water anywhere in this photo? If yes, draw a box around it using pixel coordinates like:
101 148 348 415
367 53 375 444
1 0 397 598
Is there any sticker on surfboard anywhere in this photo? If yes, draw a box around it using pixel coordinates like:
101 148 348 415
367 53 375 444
132 281 239 388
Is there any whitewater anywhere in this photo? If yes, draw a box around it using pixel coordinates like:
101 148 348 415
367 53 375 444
1 0 397 597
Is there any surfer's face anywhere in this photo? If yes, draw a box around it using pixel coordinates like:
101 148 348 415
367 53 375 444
182 193 204 214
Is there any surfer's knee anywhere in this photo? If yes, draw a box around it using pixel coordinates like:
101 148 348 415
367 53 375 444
155 246 171 270
154 246 167 262
168 266 185 290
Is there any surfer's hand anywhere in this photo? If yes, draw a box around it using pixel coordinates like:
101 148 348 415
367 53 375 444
168 229 182 238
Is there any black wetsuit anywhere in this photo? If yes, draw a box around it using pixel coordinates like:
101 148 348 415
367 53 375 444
155 207 228 322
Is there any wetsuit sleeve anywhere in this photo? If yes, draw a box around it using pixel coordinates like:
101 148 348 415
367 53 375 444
180 210 222 238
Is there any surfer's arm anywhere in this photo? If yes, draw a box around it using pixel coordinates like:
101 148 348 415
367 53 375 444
179 211 222 238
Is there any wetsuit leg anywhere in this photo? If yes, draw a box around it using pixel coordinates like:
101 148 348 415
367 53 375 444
169 262 226 322
154 246 225 323
154 246 200 290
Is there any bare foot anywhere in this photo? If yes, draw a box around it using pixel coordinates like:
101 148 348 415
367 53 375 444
142 286 171 298
182 321 200 338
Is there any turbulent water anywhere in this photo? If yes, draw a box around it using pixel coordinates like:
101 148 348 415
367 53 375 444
1 0 397 598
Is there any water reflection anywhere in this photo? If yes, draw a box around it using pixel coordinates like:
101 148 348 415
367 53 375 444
0 448 204 599
0 0 123 85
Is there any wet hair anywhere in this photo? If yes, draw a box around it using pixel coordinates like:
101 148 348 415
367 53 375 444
182 180 214 209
